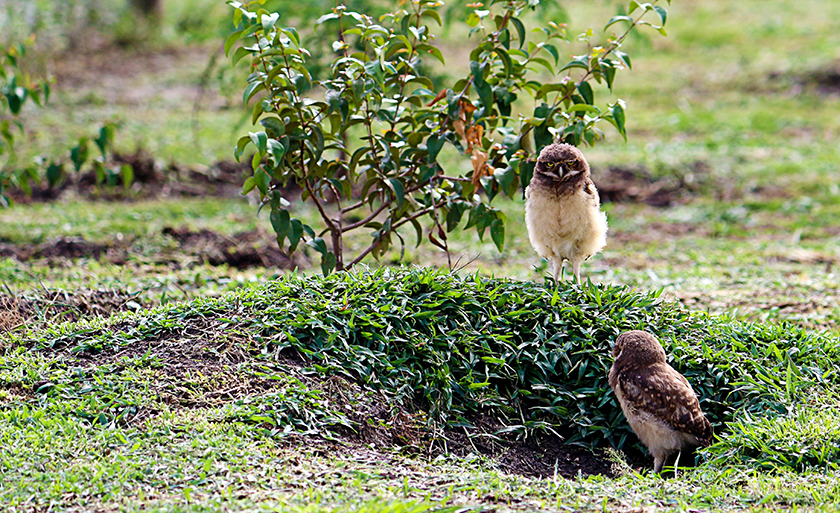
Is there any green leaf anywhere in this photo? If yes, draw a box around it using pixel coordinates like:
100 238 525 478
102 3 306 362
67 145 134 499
243 81 265 104
315 13 339 26
423 45 446 65
559 57 589 72
611 101 627 140
320 251 337 276
542 43 560 66
251 101 264 125
6 92 21 114
426 133 445 162
235 136 251 162
493 166 515 196
511 17 526 49
604 15 633 31
578 82 594 105
446 204 465 232
46 162 64 188
70 138 89 172
93 125 113 156
410 218 423 247
496 48 513 78
270 207 290 239
249 131 268 156
254 168 271 196
231 46 250 66
288 219 304 252
519 160 535 198
260 117 286 136
475 79 494 110
470 61 484 86
307 237 328 255
352 79 364 104
421 9 442 26
308 125 325 160
120 164 134 191
535 83 564 100
602 61 617 90
261 13 280 33
653 5 667 25
567 104 600 115
224 30 244 57
614 50 632 69
241 176 256 195
386 178 405 208
267 139 287 164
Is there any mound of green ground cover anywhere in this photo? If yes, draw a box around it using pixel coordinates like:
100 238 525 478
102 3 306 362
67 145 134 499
706 400 840 471
22 267 840 453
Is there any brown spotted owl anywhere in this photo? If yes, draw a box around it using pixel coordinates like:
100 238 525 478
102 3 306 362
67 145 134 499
524 143 607 284
609 330 712 473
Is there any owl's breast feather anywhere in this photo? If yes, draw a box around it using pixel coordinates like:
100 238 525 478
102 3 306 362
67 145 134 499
524 184 607 261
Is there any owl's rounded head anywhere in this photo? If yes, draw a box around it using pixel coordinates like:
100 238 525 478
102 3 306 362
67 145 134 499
612 330 667 366
534 143 589 183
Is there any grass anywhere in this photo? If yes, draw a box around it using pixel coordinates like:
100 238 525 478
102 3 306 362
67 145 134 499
4 268 840 512
2 0 840 510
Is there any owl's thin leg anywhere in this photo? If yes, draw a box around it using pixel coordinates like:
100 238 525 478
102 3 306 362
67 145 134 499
551 259 562 284
653 456 664 474
674 450 682 478
572 260 582 285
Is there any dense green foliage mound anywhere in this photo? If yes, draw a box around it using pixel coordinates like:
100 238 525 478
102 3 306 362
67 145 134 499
31 267 840 453
707 400 840 471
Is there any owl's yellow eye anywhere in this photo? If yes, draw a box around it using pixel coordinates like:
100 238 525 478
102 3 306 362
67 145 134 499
545 162 554 168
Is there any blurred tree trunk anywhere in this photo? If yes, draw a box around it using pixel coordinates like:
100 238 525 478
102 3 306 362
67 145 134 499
130 0 162 19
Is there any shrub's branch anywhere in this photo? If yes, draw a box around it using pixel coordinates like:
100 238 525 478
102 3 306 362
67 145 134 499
347 199 446 268
302 147 344 269
340 201 389 233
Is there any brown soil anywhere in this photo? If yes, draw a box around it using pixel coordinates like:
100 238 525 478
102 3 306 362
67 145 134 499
0 227 297 270
161 226 296 269
769 61 840 95
0 289 143 332
594 161 729 207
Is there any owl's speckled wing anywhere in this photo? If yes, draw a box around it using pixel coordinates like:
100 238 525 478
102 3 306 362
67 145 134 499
617 363 712 445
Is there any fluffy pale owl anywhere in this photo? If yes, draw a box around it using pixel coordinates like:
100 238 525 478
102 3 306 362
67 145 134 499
524 143 607 284
609 330 713 474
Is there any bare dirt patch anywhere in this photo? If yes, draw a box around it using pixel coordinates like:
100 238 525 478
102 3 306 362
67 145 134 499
0 289 143 332
0 227 298 270
769 61 840 96
594 161 730 207
161 226 296 269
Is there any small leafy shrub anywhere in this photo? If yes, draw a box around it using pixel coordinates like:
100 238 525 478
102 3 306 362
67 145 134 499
0 39 125 204
2 122 129 204
226 0 671 274
30 268 840 453
0 39 50 206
